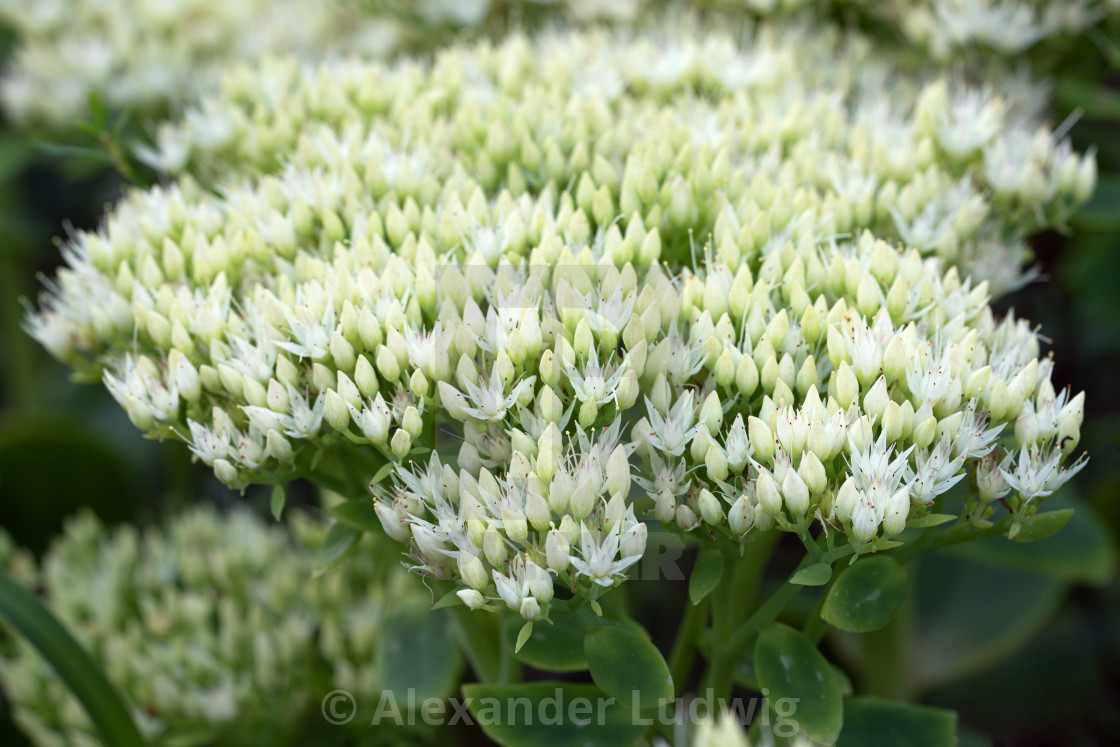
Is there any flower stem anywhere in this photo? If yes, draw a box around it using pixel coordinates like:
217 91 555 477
668 595 708 694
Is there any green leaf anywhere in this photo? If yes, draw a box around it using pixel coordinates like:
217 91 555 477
463 682 647 747
0 572 146 747
754 623 843 745
314 522 361 576
433 590 464 610
822 556 907 633
836 697 956 747
270 485 286 521
370 460 394 486
907 552 1066 689
1010 508 1073 542
502 611 589 672
790 562 832 586
908 513 956 529
378 605 462 702
515 621 534 653
946 501 1115 585
584 625 674 707
689 548 725 604
326 498 382 534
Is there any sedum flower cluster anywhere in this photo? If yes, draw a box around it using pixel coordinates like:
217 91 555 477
26 26 1090 623
851 0 1120 59
0 0 404 128
0 506 419 747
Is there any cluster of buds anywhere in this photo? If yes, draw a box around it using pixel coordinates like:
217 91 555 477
26 27 1090 621
855 0 1117 59
0 0 409 128
0 506 421 745
136 24 1092 295
0 0 808 132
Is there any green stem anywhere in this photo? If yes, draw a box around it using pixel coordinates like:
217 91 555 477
702 571 737 697
701 532 782 698
729 531 780 628
891 515 1014 563
668 595 708 694
859 608 908 699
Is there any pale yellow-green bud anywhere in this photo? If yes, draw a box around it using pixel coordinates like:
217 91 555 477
699 488 724 526
459 552 489 592
912 416 937 449
728 495 754 535
402 406 423 439
607 445 631 497
756 471 783 517
540 349 560 387
748 416 775 463
798 451 827 496
324 390 350 432
699 391 723 434
782 468 810 516
705 444 729 483
834 361 859 409
376 345 400 382
390 429 412 459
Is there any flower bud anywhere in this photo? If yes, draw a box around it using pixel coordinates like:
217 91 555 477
459 552 489 591
324 390 350 432
863 376 889 422
834 361 859 409
545 529 570 573
705 443 729 483
748 416 775 463
699 488 724 525
676 503 698 531
881 487 910 537
391 429 412 459
729 495 754 535
402 406 423 438
798 451 827 496
782 468 810 516
607 445 630 497
912 416 937 449
458 590 487 610
756 471 782 517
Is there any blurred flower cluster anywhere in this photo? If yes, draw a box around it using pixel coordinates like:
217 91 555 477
0 506 418 746
852 0 1120 59
25 24 1091 623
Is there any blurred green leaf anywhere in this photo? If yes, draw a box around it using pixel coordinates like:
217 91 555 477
907 552 1067 689
822 556 907 633
585 625 673 707
836 697 956 747
463 682 647 747
314 522 361 576
754 623 843 745
1071 176 1120 231
0 416 139 554
326 498 382 534
378 604 461 702
270 485 286 520
688 547 724 603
